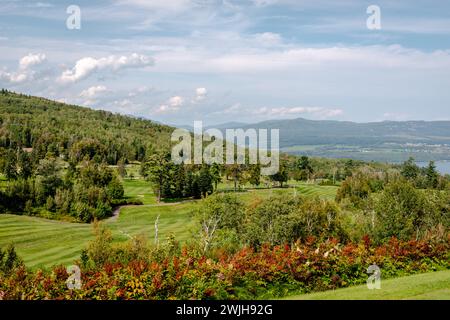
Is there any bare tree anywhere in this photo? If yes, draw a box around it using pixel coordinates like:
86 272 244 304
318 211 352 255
200 212 221 253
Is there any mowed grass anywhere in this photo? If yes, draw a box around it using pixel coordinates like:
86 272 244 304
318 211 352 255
122 178 157 205
0 202 196 269
228 182 338 203
284 270 450 300
0 179 338 269
0 214 93 269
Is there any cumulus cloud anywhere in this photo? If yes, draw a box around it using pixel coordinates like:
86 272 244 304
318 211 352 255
169 96 184 107
59 53 154 84
19 53 46 70
0 53 46 84
193 87 207 102
80 85 107 98
156 95 184 113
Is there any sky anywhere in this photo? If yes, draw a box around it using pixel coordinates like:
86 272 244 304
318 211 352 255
1 0 450 126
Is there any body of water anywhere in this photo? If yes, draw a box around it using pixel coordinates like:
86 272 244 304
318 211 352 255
416 161 450 175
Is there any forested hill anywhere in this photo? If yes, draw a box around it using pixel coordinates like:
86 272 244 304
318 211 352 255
219 118 450 147
0 90 173 164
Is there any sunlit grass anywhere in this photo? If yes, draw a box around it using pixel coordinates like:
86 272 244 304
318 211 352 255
284 270 450 300
0 177 338 269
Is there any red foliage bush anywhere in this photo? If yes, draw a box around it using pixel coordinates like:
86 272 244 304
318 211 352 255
0 237 448 300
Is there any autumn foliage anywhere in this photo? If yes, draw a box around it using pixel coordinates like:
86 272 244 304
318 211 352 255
1 237 448 300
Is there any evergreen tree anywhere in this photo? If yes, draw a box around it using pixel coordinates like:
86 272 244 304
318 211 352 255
173 164 186 198
401 157 420 181
210 163 222 191
296 156 313 181
144 152 171 202
3 150 17 180
192 175 201 199
18 149 32 179
270 162 288 187
249 164 261 186
183 169 195 198
426 161 439 189
198 165 213 197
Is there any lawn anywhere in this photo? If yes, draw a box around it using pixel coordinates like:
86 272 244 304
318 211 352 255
216 180 338 201
0 179 338 269
0 202 197 269
284 270 450 300
122 178 157 205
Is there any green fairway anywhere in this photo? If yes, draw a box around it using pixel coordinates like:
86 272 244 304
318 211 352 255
0 202 196 269
122 178 157 205
284 270 450 300
216 180 338 202
0 180 338 269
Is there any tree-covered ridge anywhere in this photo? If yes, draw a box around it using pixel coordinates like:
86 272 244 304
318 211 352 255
0 89 173 164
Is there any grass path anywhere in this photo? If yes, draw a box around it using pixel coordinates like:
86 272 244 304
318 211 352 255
284 270 450 300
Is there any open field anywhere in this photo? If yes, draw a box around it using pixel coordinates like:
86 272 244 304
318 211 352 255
0 180 338 269
284 270 450 300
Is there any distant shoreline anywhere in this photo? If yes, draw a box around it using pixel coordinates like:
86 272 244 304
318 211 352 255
416 160 450 175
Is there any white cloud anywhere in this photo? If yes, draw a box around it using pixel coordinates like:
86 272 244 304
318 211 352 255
19 53 46 70
59 53 154 84
156 95 184 113
153 44 450 74
0 53 46 84
169 96 184 107
80 85 107 98
194 87 207 102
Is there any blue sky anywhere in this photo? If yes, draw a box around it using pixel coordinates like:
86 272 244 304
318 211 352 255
1 0 450 126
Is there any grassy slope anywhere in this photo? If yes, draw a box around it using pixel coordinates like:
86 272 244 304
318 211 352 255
0 181 337 269
0 203 196 269
284 270 450 300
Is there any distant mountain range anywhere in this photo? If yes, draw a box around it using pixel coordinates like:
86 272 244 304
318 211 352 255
179 118 450 162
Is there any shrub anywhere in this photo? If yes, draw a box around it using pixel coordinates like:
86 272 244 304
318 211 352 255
374 180 449 242
0 237 448 300
0 245 23 276
86 222 113 267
